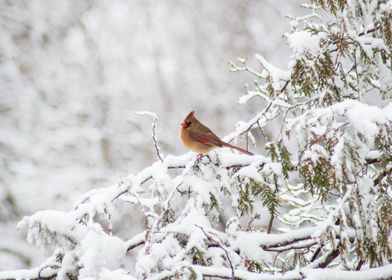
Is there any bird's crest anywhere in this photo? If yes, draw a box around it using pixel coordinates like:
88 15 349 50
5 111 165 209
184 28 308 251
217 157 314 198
185 110 195 120
181 111 195 128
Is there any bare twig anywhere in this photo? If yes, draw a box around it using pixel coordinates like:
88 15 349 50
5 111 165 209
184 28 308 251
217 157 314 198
356 259 365 271
267 215 274 234
195 225 235 280
151 116 163 162
126 231 146 252
134 111 164 162
192 264 301 280
256 120 269 142
38 264 61 279
264 240 318 252
315 246 340 268
0 259 62 280
373 167 392 186
246 214 260 231
280 80 290 92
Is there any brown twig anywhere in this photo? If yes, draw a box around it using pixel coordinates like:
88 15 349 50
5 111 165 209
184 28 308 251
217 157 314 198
267 215 274 234
373 167 392 186
195 225 235 280
264 240 318 252
151 115 164 162
316 246 340 268
135 111 164 162
246 214 260 231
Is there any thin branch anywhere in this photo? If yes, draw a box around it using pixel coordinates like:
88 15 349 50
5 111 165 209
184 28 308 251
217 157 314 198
260 229 319 250
307 244 341 269
317 248 340 268
151 115 164 162
264 240 318 252
0 260 61 280
373 167 392 186
126 231 146 253
267 215 274 234
38 264 61 279
195 225 235 280
310 247 321 262
246 214 260 231
224 98 277 143
280 79 290 92
256 120 269 142
111 189 129 203
356 259 365 271
193 264 300 280
135 111 164 162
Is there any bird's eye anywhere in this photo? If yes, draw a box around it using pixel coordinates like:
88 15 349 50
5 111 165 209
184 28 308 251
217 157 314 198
181 120 192 128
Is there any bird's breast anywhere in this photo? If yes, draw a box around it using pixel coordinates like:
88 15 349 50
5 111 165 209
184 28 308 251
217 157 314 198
181 129 215 154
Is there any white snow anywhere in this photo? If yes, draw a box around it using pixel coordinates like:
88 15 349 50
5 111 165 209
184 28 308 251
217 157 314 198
288 30 325 57
79 232 127 278
303 264 392 280
255 53 290 90
99 268 137 280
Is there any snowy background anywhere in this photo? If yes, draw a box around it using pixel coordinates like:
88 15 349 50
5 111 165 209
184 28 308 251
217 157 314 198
0 0 303 270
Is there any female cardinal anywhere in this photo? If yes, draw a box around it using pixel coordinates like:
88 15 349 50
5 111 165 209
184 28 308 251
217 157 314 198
180 111 253 155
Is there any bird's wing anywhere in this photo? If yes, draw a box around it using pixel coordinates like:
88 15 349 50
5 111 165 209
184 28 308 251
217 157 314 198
189 131 223 147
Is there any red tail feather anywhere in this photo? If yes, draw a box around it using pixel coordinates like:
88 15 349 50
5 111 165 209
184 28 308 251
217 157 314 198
222 142 253 156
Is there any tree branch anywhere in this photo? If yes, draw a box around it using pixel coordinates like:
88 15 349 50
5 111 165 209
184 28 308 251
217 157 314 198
193 264 300 280
135 111 164 162
126 231 146 253
0 260 61 280
373 167 392 186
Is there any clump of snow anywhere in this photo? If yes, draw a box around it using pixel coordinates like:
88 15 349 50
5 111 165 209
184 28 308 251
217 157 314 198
255 53 290 90
287 30 325 58
303 264 392 280
100 268 136 280
79 231 127 278
17 210 86 249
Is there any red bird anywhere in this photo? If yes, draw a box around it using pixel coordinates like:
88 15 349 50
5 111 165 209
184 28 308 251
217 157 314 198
180 111 253 155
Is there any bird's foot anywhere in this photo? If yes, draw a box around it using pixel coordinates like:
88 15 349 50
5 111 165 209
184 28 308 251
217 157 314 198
194 154 204 166
192 154 215 170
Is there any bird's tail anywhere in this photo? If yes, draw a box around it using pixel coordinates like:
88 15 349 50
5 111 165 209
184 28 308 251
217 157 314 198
222 142 254 156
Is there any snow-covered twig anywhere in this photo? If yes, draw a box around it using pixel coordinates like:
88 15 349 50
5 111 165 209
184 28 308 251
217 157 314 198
126 231 146 252
0 255 61 280
195 224 235 280
135 111 164 162
193 265 299 279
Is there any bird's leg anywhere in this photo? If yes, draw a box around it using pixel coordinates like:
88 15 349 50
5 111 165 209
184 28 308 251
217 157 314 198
193 154 213 169
204 154 212 163
192 154 204 168
196 154 203 163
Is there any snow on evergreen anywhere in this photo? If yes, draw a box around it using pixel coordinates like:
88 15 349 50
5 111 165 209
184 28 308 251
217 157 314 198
1 0 392 279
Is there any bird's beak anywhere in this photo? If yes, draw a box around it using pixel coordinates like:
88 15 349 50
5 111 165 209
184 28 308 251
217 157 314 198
181 121 186 127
